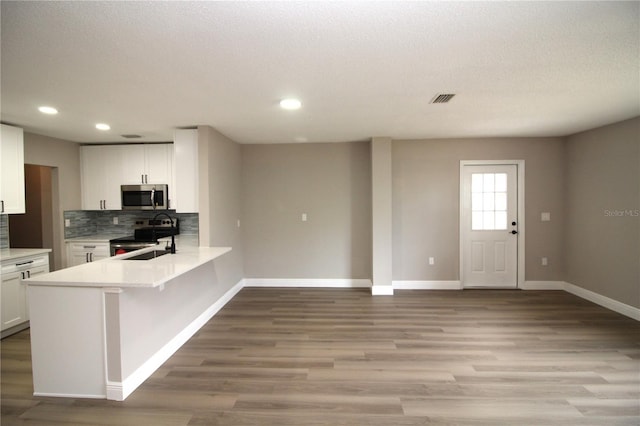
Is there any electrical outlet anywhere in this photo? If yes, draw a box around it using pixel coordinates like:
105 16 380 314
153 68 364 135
541 257 548 266
237 219 241 228
302 213 307 222
541 212 551 221
65 219 70 227
113 217 118 225
429 257 435 265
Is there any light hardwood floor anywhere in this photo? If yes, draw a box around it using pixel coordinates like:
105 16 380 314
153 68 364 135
2 288 639 425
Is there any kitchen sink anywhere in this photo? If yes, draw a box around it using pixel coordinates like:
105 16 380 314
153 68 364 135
124 250 170 260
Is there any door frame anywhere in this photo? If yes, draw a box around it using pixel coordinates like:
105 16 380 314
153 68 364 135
459 160 525 289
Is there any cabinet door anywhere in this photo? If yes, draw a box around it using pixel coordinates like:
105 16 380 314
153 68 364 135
0 124 26 214
119 145 146 185
92 243 110 262
144 144 172 184
81 146 109 210
102 147 123 210
81 146 122 210
68 252 88 267
1 271 26 331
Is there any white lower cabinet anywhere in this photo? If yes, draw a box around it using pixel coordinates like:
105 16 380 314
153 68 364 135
66 242 110 268
1 253 49 337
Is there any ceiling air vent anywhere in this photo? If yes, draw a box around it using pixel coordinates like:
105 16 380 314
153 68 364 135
121 134 142 139
430 93 456 104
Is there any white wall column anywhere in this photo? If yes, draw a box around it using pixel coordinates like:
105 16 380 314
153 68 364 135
371 137 393 295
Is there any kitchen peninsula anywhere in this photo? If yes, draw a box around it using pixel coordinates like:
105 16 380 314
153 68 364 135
24 244 231 401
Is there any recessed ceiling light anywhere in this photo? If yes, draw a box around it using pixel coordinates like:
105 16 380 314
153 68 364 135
38 106 58 115
95 123 111 131
280 98 302 110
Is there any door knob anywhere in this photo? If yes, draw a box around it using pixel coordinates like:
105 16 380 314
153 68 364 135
511 230 518 235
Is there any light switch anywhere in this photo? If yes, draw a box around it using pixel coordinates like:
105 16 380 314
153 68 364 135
541 257 548 266
302 213 307 222
429 257 435 265
541 212 551 222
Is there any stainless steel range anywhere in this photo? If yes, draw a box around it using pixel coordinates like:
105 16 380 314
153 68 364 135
109 217 179 256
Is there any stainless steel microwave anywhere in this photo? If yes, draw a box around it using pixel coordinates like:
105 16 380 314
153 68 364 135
121 184 169 210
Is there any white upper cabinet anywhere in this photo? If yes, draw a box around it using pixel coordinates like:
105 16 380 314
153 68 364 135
173 129 198 213
80 143 173 211
0 124 26 214
80 145 123 210
120 144 173 185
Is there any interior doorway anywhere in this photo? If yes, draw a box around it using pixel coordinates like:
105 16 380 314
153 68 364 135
460 160 525 288
8 165 55 266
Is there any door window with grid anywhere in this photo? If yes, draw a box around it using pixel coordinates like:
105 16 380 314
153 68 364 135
471 172 508 230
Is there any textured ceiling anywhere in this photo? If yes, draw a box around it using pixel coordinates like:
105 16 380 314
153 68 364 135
1 1 638 144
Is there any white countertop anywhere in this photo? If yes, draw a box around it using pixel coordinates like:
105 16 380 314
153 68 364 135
24 245 231 288
1 248 52 263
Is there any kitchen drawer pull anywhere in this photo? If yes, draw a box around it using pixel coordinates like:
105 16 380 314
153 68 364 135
83 245 96 249
16 260 34 267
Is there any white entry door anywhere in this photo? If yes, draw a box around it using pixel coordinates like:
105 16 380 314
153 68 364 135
461 164 519 288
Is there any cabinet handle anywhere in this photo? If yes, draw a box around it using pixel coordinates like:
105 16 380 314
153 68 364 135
145 174 148 184
1 200 4 213
83 245 96 249
20 272 25 279
27 270 31 278
16 260 34 267
141 174 144 184
90 253 93 262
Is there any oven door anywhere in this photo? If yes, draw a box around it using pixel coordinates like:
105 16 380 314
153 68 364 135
121 184 168 210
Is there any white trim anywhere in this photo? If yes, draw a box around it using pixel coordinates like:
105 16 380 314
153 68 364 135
564 282 640 322
459 160 525 289
244 278 372 288
105 279 244 401
371 285 394 295
521 281 565 290
33 392 106 399
393 280 462 290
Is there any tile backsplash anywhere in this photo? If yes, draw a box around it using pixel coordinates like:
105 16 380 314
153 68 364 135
0 214 8 249
64 210 198 239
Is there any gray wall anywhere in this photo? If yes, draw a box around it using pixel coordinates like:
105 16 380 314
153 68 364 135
197 126 245 292
242 142 372 279
565 117 640 309
392 137 565 282
24 132 82 270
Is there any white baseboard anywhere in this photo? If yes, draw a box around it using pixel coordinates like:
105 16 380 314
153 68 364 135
393 280 462 290
244 278 372 288
563 282 640 322
371 285 394 295
521 281 566 290
521 280 639 321
105 279 244 401
34 391 106 399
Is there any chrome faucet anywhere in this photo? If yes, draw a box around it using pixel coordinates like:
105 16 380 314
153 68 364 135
151 212 176 254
